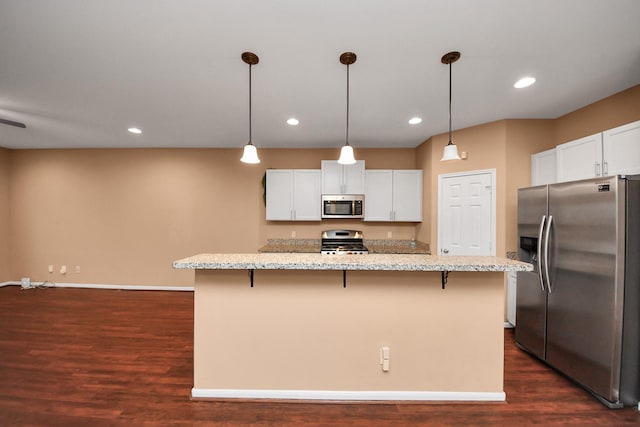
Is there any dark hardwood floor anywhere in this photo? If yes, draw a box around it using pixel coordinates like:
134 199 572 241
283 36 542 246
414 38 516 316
0 285 638 426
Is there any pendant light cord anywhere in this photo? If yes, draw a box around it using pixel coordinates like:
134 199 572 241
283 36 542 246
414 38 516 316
248 63 253 144
346 63 350 146
448 60 452 145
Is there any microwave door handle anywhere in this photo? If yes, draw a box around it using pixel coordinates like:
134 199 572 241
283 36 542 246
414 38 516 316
537 215 546 292
543 215 553 293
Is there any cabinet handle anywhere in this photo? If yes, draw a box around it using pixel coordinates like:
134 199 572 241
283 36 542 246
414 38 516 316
595 162 601 176
604 161 608 176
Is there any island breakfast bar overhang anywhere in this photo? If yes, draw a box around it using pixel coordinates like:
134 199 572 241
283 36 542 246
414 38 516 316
173 253 532 402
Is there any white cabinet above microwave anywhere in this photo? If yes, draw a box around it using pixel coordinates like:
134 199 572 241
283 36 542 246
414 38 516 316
321 160 365 194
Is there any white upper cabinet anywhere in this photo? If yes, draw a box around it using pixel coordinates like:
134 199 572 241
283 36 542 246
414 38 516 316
556 133 603 182
531 148 557 186
266 170 292 221
321 160 365 194
392 170 423 221
603 120 640 176
364 170 422 222
555 120 640 182
266 169 321 221
364 170 393 221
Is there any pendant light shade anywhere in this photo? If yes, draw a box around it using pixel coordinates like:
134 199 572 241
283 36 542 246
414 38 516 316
240 52 260 164
338 144 356 165
240 143 260 164
441 143 461 161
338 52 357 165
440 51 462 162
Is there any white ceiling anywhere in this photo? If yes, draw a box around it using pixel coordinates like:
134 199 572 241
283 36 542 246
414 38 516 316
1 0 639 150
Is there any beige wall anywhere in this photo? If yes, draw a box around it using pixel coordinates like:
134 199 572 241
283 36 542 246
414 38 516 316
415 139 432 245
420 120 508 257
417 84 640 256
4 84 639 287
555 85 640 145
7 148 418 286
504 119 555 252
0 148 9 282
194 269 505 394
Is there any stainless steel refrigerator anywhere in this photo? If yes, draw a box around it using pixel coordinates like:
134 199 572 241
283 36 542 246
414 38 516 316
516 174 640 408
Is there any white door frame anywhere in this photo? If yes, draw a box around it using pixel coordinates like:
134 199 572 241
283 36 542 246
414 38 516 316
437 168 497 256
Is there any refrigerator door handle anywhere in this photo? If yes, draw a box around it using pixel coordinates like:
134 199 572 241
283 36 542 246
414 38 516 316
543 215 553 293
537 215 547 292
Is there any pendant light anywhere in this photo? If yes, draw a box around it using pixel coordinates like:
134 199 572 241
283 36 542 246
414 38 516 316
240 51 260 164
440 51 462 161
338 52 357 165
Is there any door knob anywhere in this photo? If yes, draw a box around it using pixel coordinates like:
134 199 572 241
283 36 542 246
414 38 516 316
443 248 449 254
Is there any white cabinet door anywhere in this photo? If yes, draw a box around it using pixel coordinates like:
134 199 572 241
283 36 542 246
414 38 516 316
321 160 365 194
531 148 557 185
603 120 640 176
320 161 343 194
343 160 365 194
556 133 603 182
266 169 321 221
364 170 393 221
292 170 321 221
392 170 423 222
266 170 294 221
364 170 422 222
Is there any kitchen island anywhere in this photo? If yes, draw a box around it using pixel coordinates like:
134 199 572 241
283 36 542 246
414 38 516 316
174 253 531 402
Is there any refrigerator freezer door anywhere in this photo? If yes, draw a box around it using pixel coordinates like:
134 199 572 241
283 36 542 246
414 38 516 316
546 176 625 403
515 271 547 358
515 185 549 359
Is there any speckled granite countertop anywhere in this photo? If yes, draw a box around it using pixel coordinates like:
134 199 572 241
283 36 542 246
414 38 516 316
173 253 532 272
258 239 431 255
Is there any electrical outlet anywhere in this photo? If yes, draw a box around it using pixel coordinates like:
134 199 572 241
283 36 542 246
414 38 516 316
75 265 81 273
48 265 54 274
387 231 393 238
60 265 67 275
291 230 296 238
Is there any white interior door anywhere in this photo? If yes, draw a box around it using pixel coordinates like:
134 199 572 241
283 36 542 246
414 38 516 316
438 169 495 256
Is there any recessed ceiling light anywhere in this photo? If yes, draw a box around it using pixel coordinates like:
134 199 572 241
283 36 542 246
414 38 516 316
287 118 299 125
128 127 142 134
514 77 536 89
408 117 422 125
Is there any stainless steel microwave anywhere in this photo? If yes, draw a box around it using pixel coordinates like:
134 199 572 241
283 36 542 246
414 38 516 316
321 194 364 219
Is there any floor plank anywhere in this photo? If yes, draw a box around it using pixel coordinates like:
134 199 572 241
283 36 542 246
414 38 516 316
0 285 638 426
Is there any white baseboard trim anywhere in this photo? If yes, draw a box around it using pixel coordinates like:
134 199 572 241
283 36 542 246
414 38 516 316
191 388 506 402
504 322 515 329
0 281 193 291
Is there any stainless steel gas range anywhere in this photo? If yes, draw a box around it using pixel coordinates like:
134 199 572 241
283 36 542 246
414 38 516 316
320 229 369 255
